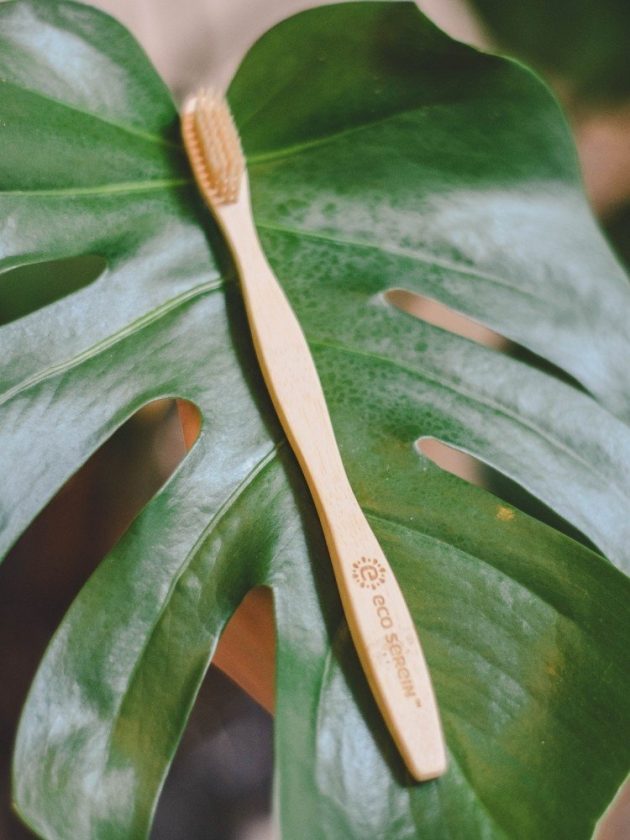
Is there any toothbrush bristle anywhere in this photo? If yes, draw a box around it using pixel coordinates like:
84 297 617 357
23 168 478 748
182 89 244 205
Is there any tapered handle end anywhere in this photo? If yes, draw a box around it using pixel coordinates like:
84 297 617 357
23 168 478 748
336 536 447 784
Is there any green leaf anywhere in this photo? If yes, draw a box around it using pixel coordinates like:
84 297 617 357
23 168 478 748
469 0 630 100
1 1 629 838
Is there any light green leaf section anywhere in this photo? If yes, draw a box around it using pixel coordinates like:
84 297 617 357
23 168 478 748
0 2 628 839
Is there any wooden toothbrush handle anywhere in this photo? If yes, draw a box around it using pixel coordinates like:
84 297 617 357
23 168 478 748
318 495 447 781
216 185 446 781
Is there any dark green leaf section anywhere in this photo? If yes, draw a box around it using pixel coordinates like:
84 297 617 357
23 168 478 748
231 4 630 422
470 0 630 100
1 2 629 839
231 2 630 565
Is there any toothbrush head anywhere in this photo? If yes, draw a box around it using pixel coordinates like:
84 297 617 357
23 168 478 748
182 89 245 205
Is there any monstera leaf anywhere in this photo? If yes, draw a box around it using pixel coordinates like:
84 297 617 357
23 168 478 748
1 1 629 837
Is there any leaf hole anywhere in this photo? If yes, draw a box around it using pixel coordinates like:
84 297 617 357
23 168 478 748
0 399 191 835
385 288 586 390
177 399 203 450
0 254 107 326
417 436 601 552
153 588 274 839
385 288 507 348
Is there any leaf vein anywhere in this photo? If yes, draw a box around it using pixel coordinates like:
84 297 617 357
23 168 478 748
255 219 540 302
247 102 451 165
0 278 222 406
310 337 626 507
102 441 283 778
0 178 192 198
0 76 181 150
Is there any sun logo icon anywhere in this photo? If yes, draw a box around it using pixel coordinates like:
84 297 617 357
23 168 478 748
352 556 386 589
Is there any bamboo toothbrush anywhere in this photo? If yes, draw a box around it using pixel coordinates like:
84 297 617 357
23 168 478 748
181 89 446 781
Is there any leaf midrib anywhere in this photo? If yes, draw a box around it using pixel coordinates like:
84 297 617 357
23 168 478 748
245 99 481 167
0 178 192 198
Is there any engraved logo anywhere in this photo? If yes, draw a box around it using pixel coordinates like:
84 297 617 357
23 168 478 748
352 556 386 589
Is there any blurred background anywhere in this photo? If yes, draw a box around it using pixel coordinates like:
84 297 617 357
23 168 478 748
1 1 629 837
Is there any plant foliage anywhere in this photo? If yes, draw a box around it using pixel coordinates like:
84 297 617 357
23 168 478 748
1 1 629 837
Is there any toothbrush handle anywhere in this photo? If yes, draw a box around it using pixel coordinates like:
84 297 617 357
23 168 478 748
216 182 446 781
